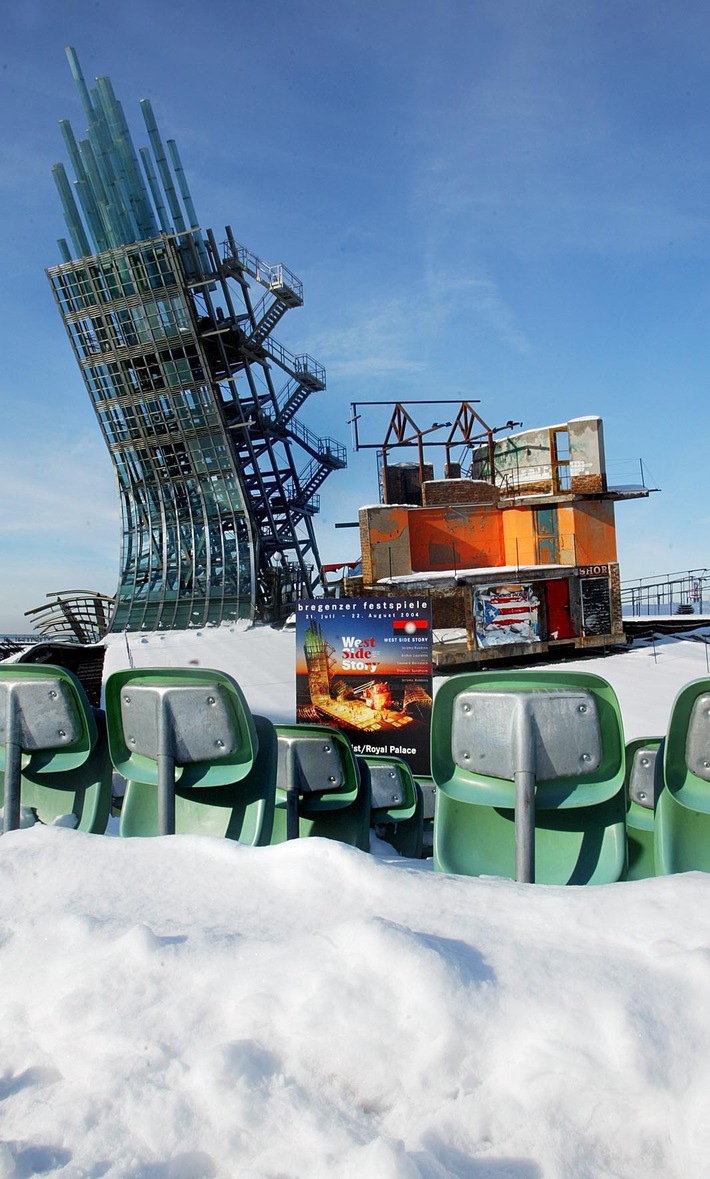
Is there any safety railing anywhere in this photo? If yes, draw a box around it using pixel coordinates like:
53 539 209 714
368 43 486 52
621 569 709 616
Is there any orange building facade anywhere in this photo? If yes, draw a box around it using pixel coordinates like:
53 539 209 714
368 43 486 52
349 417 648 668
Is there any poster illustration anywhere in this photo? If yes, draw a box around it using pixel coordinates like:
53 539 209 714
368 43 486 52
295 597 432 775
474 584 540 648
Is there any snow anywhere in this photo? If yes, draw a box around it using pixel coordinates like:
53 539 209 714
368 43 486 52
377 565 570 588
2 624 710 1177
102 623 299 724
608 484 649 494
102 620 710 740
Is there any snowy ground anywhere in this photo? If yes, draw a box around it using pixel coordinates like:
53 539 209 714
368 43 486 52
1 625 710 1177
102 620 710 740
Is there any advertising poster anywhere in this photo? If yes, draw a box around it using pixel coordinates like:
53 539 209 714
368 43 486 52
474 584 540 648
295 597 432 776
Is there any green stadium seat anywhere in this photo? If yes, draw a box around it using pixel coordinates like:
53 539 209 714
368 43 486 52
104 667 274 844
272 724 370 850
360 754 424 858
624 737 663 880
431 669 627 884
0 664 111 833
655 678 710 874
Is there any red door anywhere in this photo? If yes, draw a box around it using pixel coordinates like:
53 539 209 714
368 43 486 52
546 579 575 639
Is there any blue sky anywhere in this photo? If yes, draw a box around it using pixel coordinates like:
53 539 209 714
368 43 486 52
1 0 709 633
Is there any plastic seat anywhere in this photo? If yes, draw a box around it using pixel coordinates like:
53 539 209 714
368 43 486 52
105 667 275 843
0 664 111 833
272 724 370 850
431 669 627 884
360 754 424 858
624 737 663 880
656 678 710 874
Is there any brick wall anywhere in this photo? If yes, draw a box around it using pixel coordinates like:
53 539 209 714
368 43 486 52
431 589 467 629
359 506 412 585
422 478 499 506
359 516 374 585
570 473 606 494
608 562 623 636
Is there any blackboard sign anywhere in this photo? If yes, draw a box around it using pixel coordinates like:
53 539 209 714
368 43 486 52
580 576 612 636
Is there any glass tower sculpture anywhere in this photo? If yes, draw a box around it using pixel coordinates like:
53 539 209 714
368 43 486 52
47 48 345 631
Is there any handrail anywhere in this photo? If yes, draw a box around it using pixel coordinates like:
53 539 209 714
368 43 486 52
221 237 303 302
258 336 325 386
287 417 346 464
620 568 709 615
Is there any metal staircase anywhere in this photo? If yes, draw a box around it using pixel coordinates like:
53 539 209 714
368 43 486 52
275 375 323 426
182 225 346 614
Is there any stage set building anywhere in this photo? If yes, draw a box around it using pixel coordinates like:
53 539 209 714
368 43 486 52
350 415 650 668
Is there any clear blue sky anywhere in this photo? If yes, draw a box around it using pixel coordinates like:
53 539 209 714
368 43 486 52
1 0 708 633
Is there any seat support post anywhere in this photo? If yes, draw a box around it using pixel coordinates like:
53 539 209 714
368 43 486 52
286 787 300 840
156 703 176 836
3 690 22 834
284 743 300 840
513 702 536 884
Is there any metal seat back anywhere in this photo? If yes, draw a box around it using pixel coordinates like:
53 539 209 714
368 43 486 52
277 732 347 796
0 668 94 772
627 741 661 811
119 713 277 845
365 757 418 820
450 687 606 807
